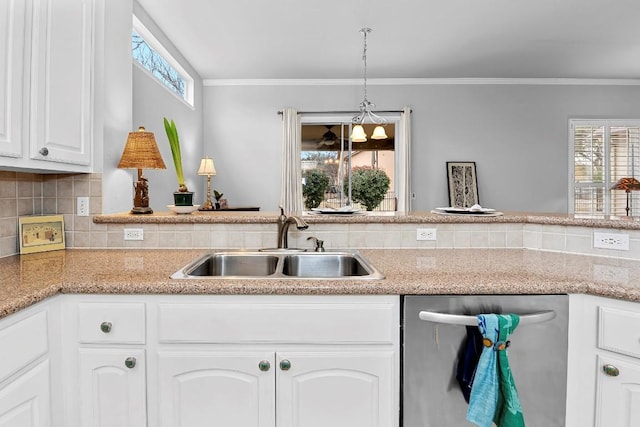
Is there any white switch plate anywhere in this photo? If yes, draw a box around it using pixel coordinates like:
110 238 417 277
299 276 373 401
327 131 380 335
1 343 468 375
593 231 629 251
76 197 89 217
124 228 144 241
416 228 437 241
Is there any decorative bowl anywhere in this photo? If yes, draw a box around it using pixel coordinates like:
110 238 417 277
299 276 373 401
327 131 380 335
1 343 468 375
167 204 200 214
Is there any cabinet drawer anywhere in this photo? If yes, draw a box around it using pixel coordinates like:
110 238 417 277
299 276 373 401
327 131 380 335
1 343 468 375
78 303 145 344
598 306 640 359
0 311 48 383
157 301 396 344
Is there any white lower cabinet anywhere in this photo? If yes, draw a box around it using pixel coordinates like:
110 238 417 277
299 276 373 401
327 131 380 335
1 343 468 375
157 351 275 427
276 351 394 427
567 294 640 427
78 348 146 427
0 361 51 427
0 302 52 427
595 353 640 427
156 350 394 427
62 294 399 427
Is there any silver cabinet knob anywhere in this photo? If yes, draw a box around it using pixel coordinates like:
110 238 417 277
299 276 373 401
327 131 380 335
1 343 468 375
124 357 136 369
39 147 49 156
100 321 112 333
258 360 271 372
603 364 620 377
280 359 291 371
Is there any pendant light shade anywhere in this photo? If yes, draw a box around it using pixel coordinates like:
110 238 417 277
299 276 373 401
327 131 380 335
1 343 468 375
351 125 367 142
351 28 388 142
371 125 388 140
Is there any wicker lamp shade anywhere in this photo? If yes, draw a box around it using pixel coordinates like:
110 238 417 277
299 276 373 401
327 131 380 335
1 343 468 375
117 127 166 170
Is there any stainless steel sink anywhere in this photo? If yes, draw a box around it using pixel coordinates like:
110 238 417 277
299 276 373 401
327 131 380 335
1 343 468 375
184 253 279 277
281 253 371 278
171 250 384 280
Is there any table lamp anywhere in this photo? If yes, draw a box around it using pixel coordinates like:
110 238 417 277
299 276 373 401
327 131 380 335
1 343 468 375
117 127 166 214
197 156 217 210
611 177 640 216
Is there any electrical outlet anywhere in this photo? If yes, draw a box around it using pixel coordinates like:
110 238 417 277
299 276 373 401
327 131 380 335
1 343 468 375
76 197 89 217
417 228 437 241
124 228 144 241
593 231 629 251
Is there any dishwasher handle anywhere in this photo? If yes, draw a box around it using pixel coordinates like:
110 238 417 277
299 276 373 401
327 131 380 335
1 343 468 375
418 310 556 326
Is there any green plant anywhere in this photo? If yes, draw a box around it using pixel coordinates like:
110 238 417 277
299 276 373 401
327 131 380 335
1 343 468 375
163 118 188 192
213 190 224 201
347 167 390 211
303 169 330 209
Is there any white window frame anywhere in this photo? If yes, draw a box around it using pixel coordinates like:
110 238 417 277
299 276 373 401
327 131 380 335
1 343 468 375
300 112 406 213
132 15 194 107
569 119 640 215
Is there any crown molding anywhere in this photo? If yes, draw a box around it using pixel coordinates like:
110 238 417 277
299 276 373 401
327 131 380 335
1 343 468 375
203 77 640 87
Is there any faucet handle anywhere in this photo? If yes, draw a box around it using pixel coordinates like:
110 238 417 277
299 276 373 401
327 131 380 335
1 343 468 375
307 236 325 252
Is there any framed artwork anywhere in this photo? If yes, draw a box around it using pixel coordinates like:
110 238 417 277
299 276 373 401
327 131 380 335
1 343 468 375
19 215 65 254
446 161 479 208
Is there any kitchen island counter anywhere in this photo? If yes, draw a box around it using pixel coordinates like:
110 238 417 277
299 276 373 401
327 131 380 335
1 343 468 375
1 248 638 319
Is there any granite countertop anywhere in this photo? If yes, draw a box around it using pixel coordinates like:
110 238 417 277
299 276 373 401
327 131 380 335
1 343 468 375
93 210 640 230
2 248 639 319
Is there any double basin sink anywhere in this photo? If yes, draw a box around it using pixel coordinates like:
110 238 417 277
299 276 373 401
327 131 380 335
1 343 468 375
171 249 384 280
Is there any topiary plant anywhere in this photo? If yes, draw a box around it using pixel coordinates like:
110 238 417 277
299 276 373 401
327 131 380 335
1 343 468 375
303 169 330 209
347 167 390 211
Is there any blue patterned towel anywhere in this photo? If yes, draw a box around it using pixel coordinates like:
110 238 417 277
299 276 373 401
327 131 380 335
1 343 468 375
467 314 500 427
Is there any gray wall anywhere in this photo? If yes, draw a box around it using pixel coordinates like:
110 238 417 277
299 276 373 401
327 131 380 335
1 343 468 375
101 0 133 213
203 83 640 213
102 1 204 214
130 2 204 213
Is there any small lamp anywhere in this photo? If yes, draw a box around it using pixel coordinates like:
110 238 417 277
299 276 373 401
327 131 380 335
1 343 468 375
117 126 166 214
197 156 217 210
611 177 640 216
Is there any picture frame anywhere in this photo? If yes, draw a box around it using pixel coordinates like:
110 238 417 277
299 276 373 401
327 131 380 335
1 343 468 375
19 215 66 254
446 161 479 208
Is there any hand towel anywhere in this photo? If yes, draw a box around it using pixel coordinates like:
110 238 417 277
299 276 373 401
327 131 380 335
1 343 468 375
466 314 500 427
456 325 484 402
494 314 524 427
467 314 524 427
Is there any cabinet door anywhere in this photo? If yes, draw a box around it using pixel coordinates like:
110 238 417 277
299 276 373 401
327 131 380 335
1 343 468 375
0 0 27 158
276 351 396 427
78 348 146 427
29 0 96 166
596 354 640 427
0 360 51 427
157 351 275 427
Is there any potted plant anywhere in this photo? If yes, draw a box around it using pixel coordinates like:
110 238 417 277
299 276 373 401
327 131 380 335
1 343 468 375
213 190 224 209
164 118 193 206
303 169 330 209
346 166 390 211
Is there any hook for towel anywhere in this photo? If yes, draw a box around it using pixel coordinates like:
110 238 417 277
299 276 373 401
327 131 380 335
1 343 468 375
418 310 556 326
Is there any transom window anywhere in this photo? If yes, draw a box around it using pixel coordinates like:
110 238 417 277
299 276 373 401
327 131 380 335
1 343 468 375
570 119 640 216
132 15 194 106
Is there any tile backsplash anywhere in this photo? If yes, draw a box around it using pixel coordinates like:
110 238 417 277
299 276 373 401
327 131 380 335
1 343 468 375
2 171 640 261
0 171 101 257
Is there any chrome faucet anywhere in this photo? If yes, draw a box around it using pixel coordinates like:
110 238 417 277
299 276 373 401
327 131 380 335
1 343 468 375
277 206 309 248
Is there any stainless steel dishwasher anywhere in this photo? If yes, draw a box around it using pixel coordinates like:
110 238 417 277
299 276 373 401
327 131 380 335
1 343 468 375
402 295 569 427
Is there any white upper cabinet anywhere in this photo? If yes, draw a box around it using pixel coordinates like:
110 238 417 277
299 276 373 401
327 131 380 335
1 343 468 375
0 0 103 172
0 0 27 158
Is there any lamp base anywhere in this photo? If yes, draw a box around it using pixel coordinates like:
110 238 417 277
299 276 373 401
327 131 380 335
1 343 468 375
130 206 153 214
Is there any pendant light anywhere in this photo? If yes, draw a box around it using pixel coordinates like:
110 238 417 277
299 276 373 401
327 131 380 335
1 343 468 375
351 28 388 142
